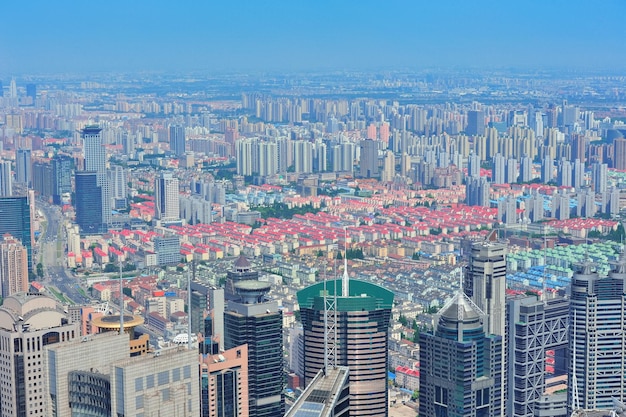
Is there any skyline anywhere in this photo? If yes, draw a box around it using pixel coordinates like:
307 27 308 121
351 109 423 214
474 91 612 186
2 0 626 75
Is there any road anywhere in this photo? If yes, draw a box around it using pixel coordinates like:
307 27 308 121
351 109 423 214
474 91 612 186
36 201 91 305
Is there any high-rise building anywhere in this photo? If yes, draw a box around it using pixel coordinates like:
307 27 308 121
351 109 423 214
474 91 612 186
0 196 33 270
541 156 553 184
170 125 186 156
82 126 111 228
592 162 608 194
506 295 569 417
200 344 249 417
568 251 626 412
9 78 16 99
51 155 72 205
468 152 481 178
492 153 506 184
109 165 127 209
465 176 490 207
0 160 12 196
519 154 533 182
155 171 180 222
298 278 394 417
15 148 32 187
467 109 486 136
419 289 503 417
557 158 572 187
359 138 379 178
0 234 28 298
284 366 350 417
154 236 181 266
224 273 283 417
0 292 80 417
614 137 626 170
572 158 585 189
33 161 54 200
505 158 518 183
26 83 36 102
75 171 103 234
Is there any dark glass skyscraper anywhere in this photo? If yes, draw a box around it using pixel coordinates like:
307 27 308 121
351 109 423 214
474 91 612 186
0 196 33 270
224 267 284 417
169 125 186 157
52 155 72 205
74 171 103 234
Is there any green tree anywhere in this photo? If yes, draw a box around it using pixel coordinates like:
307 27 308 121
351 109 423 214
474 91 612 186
104 263 117 273
398 314 408 326
412 252 420 260
36 263 44 278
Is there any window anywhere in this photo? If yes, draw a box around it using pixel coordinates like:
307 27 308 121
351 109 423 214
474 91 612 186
158 371 169 386
135 377 143 392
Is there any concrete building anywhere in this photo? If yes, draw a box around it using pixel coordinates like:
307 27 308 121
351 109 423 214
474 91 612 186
0 234 29 297
284 366 350 417
170 125 186 157
200 344 249 417
359 139 378 178
82 126 111 229
15 148 32 187
155 171 180 223
0 160 13 197
0 293 79 417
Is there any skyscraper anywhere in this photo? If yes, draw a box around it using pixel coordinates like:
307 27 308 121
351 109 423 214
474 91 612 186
170 125 186 156
592 162 608 194
200 344 249 417
0 160 12 196
468 152 481 178
492 153 506 184
155 171 179 222
26 83 36 102
224 277 284 417
82 126 111 228
284 366 350 417
519 154 533 182
465 176 490 207
359 138 379 178
614 137 626 170
568 251 626 412
0 234 29 298
467 109 486 136
419 290 503 417
506 295 569 417
51 155 72 205
0 196 33 270
15 148 32 187
298 277 394 417
0 292 80 417
75 171 103 234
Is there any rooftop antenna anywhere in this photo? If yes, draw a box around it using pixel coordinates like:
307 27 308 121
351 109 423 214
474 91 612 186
323 257 337 372
342 227 349 297
119 260 124 334
187 268 192 350
571 309 580 411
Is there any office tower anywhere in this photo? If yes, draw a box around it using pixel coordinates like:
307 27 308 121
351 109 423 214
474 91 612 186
519 154 532 182
614 137 626 170
0 160 12 196
191 281 225 352
592 162 608 194
541 156 553 184
506 296 569 417
170 125 186 156
82 126 111 228
111 348 200 417
224 279 284 417
200 344 249 417
0 234 28 297
75 171 103 234
466 176 490 207
359 138 379 178
154 236 181 265
45 332 130 417
467 152 481 178
0 196 33 270
568 252 626 412
557 158 572 187
467 109 486 136
50 155 72 205
505 158 518 183
0 292 80 417
298 278 394 417
419 289 503 417
15 148 32 187
26 83 36 101
284 366 350 417
572 158 585 189
492 153 506 184
155 171 180 222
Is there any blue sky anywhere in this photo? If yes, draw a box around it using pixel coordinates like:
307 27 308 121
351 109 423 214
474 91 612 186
1 0 625 74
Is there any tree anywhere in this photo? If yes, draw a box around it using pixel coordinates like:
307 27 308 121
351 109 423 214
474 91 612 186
316 250 324 257
122 287 133 298
36 263 44 278
412 252 420 260
336 251 343 260
398 314 408 327
104 263 117 273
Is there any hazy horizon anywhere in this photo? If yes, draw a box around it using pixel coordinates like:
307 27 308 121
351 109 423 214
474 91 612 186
2 0 626 76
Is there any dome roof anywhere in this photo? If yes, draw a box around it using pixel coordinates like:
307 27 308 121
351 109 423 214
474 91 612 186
233 255 251 269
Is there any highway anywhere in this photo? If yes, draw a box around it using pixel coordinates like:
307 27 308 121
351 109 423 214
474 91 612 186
36 201 91 305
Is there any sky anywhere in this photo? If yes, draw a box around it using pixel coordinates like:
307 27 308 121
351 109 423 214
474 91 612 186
1 0 626 75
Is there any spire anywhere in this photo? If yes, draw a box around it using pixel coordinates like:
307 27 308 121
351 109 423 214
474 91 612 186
342 227 349 297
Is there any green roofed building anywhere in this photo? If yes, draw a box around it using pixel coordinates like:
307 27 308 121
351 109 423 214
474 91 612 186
297 278 393 417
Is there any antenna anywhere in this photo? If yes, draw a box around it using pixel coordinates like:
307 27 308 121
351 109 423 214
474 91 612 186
342 227 349 297
119 260 124 334
187 268 192 350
